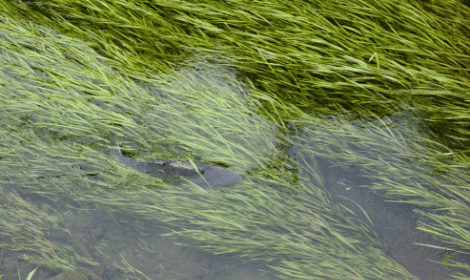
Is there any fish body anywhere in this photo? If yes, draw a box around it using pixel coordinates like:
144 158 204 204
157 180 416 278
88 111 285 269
112 143 241 189
49 268 102 280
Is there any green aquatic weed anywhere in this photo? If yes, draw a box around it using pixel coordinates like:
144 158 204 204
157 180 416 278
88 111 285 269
2 265 39 280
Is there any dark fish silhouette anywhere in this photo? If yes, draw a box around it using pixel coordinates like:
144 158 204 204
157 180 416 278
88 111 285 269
112 142 241 189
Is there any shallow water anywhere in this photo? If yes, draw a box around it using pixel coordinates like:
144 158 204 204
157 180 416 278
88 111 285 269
319 157 470 280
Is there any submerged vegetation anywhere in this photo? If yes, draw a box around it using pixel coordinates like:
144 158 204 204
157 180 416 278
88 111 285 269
0 0 469 279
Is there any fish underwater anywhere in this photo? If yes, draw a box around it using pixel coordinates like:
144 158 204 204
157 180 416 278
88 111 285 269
48 268 102 280
111 142 242 189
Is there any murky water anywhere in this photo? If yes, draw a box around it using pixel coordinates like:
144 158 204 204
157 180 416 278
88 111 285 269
317 155 470 280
